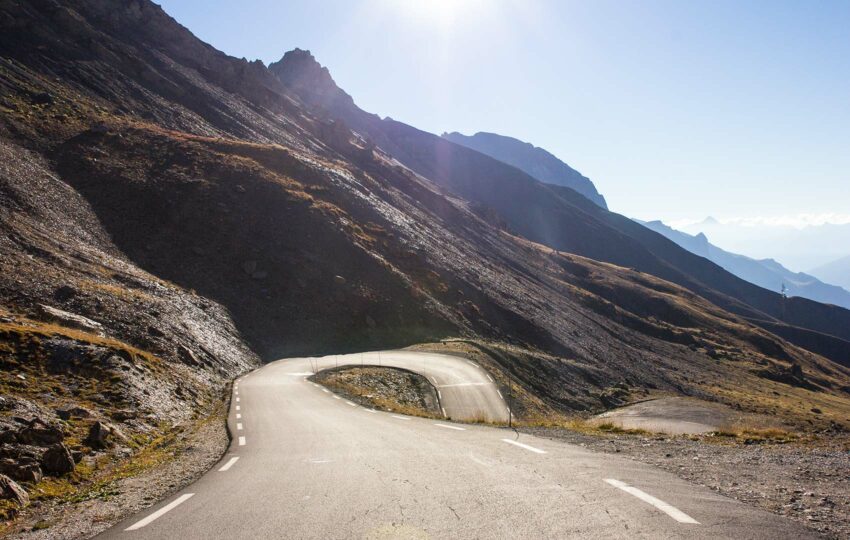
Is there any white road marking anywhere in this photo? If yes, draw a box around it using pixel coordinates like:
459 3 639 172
288 372 314 376
238 436 246 446
441 407 447 417
236 414 241 419
364 409 377 413
497 390 504 399
435 423 466 431
437 390 442 399
237 423 243 430
322 388 330 393
309 459 332 464
487 374 494 382
429 377 438 387
236 405 241 411
236 397 240 402
604 479 700 524
466 360 478 367
124 493 194 531
235 391 238 396
333 395 341 400
392 415 411 421
506 407 511 415
502 439 546 454
218 457 239 472
345 401 357 407
437 382 488 387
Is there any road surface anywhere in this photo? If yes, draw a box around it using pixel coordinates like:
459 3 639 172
310 350 509 422
99 352 816 539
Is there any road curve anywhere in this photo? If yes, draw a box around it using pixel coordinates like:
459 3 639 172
99 354 816 539
311 350 509 422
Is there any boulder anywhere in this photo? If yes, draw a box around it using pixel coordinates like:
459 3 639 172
41 443 75 475
55 405 92 421
0 458 42 483
17 418 64 446
85 421 113 449
37 304 103 335
0 475 29 507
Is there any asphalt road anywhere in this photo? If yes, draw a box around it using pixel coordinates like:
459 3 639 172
100 352 816 539
311 350 510 422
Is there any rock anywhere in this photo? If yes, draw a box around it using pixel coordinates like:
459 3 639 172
53 285 77 302
0 458 42 483
111 409 137 422
365 315 377 328
90 122 109 134
37 304 103 335
84 421 112 449
0 474 29 507
70 450 83 464
40 443 75 475
178 344 201 367
18 419 64 446
234 184 246 193
55 405 92 420
31 92 54 105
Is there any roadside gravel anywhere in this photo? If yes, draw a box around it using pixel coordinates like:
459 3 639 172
524 427 850 539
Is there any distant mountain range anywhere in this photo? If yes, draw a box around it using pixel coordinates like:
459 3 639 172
810 255 850 291
639 220 850 310
679 218 850 272
441 131 607 209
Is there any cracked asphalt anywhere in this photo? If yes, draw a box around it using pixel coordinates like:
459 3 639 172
98 354 817 539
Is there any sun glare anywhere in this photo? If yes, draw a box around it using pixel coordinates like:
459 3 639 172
390 0 486 27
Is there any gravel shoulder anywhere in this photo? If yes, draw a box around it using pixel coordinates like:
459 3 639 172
3 399 231 539
523 426 850 539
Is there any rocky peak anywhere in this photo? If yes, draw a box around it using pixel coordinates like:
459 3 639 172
268 48 354 111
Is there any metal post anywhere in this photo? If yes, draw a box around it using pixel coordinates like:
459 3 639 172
508 370 513 428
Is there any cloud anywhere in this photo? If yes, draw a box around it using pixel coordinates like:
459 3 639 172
669 213 850 230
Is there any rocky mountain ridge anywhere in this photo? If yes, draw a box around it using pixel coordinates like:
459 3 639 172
441 131 608 209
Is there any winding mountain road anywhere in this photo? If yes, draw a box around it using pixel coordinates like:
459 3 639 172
99 351 815 539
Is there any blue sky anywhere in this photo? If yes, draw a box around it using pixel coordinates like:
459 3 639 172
158 0 850 224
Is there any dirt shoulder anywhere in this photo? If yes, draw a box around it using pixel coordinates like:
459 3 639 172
523 426 850 539
312 366 440 418
3 398 231 539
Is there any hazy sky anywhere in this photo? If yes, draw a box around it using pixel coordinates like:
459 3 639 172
157 0 850 225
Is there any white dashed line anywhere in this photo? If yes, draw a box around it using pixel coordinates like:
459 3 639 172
434 423 466 431
441 407 447 417
487 374 494 382
236 423 243 430
125 494 194 531
236 414 241 419
345 401 357 407
604 479 700 524
502 439 546 454
466 360 477 367
236 397 240 403
236 406 241 411
235 391 238 396
238 436 246 446
218 457 239 472
333 395 341 400
497 390 504 399
322 388 330 393
437 390 442 399
392 415 411 421
364 409 377 413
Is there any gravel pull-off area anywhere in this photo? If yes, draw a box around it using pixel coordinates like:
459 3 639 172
6 404 230 540
524 427 850 539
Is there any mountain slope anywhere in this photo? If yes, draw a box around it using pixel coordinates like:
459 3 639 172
2 0 850 525
441 131 608 208
810 255 850 292
269 49 850 362
640 220 850 310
